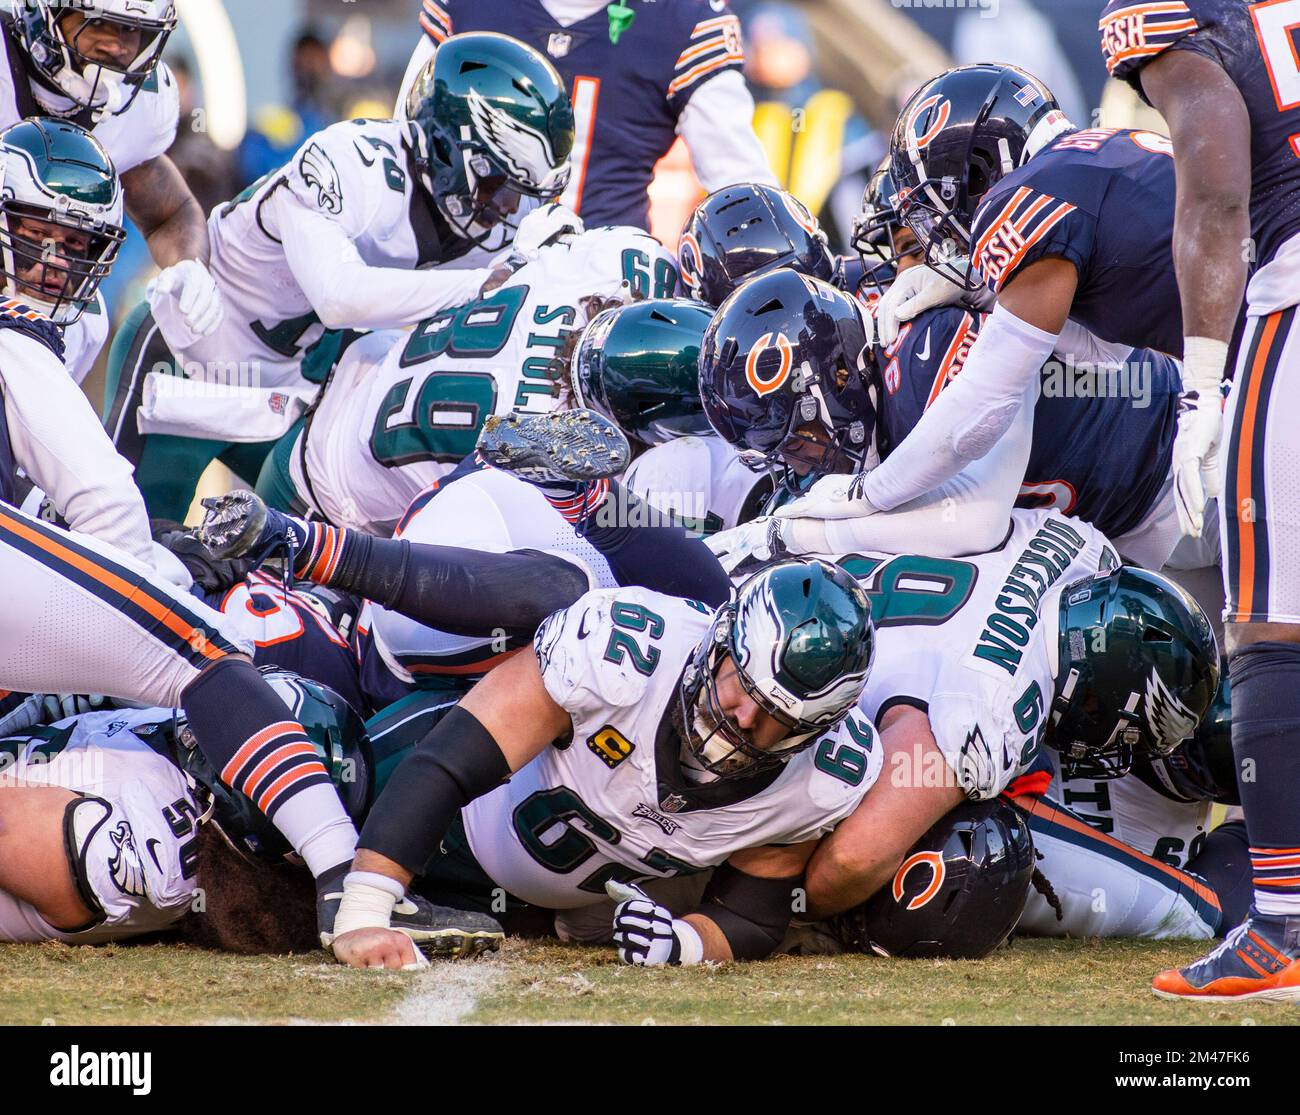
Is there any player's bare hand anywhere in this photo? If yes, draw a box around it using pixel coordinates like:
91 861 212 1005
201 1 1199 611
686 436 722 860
330 927 426 970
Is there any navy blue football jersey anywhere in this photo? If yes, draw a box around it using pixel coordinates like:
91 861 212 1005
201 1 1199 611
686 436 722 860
1101 0 1300 273
209 574 371 715
420 0 745 229
970 127 1182 357
875 306 1180 539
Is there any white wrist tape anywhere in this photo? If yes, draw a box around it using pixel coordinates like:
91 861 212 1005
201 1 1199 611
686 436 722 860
1181 336 1229 395
673 919 706 965
333 871 404 937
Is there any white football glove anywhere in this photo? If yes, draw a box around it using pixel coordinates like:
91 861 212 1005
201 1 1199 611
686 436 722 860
772 471 880 522
1172 339 1228 539
876 260 993 346
510 202 584 260
704 516 791 575
607 881 704 967
147 259 224 353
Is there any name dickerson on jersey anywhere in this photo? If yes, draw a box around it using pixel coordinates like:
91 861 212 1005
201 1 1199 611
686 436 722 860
973 517 1088 676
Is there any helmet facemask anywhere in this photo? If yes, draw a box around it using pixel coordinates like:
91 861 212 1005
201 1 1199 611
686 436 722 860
0 123 125 324
675 565 875 782
23 2 177 116
675 607 826 782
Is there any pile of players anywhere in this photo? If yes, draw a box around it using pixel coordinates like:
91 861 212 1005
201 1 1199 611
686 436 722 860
0 3 1284 1002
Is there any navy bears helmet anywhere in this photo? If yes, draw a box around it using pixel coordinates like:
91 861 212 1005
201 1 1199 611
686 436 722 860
699 268 876 484
829 798 1035 958
888 63 1071 289
679 183 836 306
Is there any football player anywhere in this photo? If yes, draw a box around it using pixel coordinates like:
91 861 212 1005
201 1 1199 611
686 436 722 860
196 411 732 711
801 539 1220 926
396 0 775 230
261 225 678 535
322 558 881 969
0 117 162 569
103 31 580 522
1099 0 1300 1002
3 3 221 342
1017 710 1251 942
574 297 773 536
0 674 500 956
701 270 1194 574
770 65 1196 554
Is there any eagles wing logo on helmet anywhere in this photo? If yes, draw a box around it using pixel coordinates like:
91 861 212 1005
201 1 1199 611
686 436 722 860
1143 667 1199 753
907 94 952 151
892 850 946 911
466 87 566 193
108 820 146 897
744 331 794 397
299 143 343 215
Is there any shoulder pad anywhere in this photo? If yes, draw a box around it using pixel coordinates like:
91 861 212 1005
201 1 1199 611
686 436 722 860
535 587 703 714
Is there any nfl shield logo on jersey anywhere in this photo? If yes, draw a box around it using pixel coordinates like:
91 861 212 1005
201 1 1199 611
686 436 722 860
547 32 573 58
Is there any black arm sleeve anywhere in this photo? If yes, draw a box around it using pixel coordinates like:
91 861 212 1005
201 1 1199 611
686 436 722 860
327 532 591 639
697 861 803 961
358 705 511 876
581 483 732 608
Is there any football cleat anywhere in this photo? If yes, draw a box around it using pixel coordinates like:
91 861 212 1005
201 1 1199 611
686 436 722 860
1152 911 1300 1002
196 490 307 566
390 894 505 959
476 409 630 484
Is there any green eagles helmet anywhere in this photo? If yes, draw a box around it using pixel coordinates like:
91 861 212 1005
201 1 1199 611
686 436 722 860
404 32 574 244
1051 567 1220 780
1135 670 1239 805
172 669 372 864
14 1 177 116
679 558 875 779
0 118 124 323
571 299 714 446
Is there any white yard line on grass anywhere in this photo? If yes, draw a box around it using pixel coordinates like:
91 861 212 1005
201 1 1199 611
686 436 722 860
384 958 505 1026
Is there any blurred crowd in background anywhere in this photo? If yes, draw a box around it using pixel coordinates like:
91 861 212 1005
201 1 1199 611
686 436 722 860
99 0 1138 330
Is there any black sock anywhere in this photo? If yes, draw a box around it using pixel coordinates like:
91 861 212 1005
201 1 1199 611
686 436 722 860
581 484 732 607
1228 642 1300 915
1188 820 1252 934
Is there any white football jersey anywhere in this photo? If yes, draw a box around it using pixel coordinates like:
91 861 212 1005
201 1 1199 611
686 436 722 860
0 709 200 943
624 434 771 535
461 586 880 909
63 292 110 387
203 118 489 392
360 465 618 687
1017 760 1219 939
821 509 1116 799
296 226 679 532
0 51 179 173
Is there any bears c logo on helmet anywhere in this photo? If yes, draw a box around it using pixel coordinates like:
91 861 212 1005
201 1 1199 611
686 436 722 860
744 331 793 397
679 231 703 296
908 95 952 151
892 849 946 910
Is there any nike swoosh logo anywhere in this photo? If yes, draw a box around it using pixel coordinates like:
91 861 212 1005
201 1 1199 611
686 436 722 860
577 611 592 640
353 142 376 167
916 329 931 362
146 838 164 872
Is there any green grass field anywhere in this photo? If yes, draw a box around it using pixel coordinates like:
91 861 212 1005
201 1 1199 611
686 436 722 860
4 937 1299 1026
